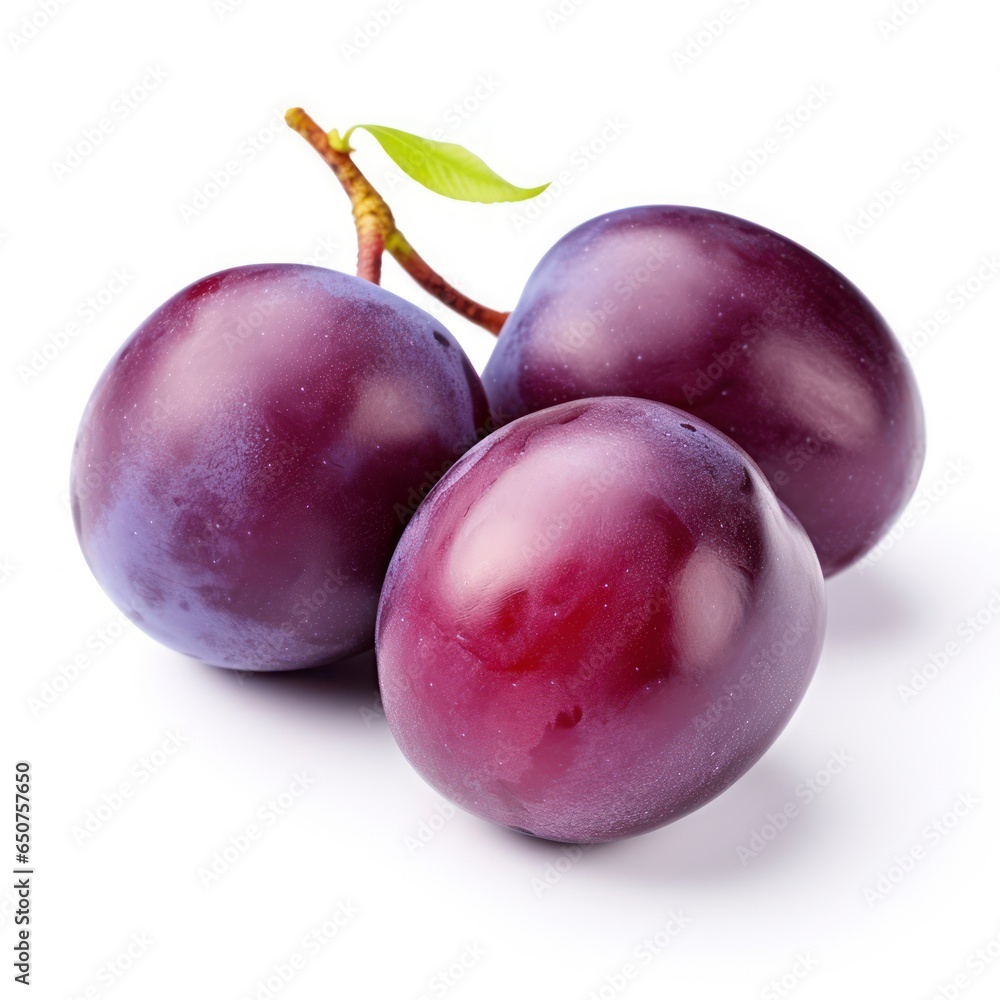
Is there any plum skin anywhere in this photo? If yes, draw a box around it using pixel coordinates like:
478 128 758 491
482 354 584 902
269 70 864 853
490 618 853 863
376 396 826 844
482 205 925 576
71 264 489 670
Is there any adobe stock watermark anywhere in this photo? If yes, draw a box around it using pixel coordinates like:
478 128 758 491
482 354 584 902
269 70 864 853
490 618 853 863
843 127 959 244
393 414 501 526
71 731 189 845
759 953 819 1000
673 0 757 72
585 912 693 1000
863 791 979 906
530 842 594 898
219 607 337 677
7 0 74 53
545 0 592 28
214 0 252 19
898 254 999 361
877 0 936 40
340 0 413 63
415 943 486 1000
930 926 1000 1000
858 458 971 571
70 933 153 999
186 479 349 625
52 66 168 180
177 108 286 223
510 117 627 233
359 690 386 727
0 555 17 587
552 243 674 360
770 416 847 490
717 85 834 201
460 734 524 800
17 268 134 386
393 455 467 527
431 75 500 141
681 285 799 403
692 619 812 733
300 233 340 269
737 751 852 865
404 800 456 855
198 772 316 887
897 588 1000 706
27 610 135 717
238 903 359 1000
292 567 348 624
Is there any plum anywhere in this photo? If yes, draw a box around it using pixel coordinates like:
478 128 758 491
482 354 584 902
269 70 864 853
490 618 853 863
376 396 825 843
482 206 925 575
71 263 488 670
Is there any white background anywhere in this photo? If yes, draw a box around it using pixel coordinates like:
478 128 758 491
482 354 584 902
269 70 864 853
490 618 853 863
3 0 999 997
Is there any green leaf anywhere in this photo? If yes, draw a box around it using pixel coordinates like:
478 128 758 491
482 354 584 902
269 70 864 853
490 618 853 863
343 124 549 204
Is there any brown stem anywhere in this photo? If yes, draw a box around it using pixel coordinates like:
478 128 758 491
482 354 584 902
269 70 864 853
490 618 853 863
285 108 389 285
356 228 384 286
284 108 509 335
385 231 508 335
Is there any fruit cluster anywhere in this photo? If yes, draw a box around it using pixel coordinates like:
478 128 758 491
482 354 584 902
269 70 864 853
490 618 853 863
70 112 924 844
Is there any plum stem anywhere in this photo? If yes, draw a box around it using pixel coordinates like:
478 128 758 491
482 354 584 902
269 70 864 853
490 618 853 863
285 108 387 285
285 108 509 335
